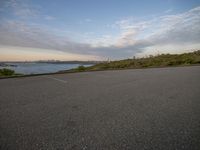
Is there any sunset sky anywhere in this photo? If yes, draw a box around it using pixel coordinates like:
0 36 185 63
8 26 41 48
0 0 200 61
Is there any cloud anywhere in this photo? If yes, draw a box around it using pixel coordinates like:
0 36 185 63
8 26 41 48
111 6 200 56
0 20 147 59
3 0 40 18
164 8 173 14
44 16 56 20
85 18 92 22
156 8 200 44
0 5 200 60
1 0 55 21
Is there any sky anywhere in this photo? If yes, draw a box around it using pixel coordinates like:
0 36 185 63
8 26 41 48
0 0 200 61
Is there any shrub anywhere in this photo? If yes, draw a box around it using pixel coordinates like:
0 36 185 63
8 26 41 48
76 65 86 71
0 68 15 76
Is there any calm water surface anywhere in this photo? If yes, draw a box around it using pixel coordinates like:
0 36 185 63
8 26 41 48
0 63 92 74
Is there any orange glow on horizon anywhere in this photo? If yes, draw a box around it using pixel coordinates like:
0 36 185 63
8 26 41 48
0 46 101 61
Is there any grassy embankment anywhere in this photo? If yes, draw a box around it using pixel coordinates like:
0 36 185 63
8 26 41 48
72 50 200 72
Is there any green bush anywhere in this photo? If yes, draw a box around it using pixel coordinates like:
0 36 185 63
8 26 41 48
0 68 15 76
76 65 86 71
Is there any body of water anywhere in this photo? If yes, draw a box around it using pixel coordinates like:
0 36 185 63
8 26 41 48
0 62 92 74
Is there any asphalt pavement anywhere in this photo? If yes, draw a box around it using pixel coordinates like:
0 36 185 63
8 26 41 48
0 66 200 150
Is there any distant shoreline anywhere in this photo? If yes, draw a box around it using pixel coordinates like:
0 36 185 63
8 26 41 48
0 63 94 75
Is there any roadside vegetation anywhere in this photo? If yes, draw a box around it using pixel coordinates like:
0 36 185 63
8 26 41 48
71 50 200 72
76 65 86 71
0 68 18 77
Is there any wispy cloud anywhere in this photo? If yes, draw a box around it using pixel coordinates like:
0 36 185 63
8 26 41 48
85 18 92 22
0 4 200 60
164 8 173 14
109 6 200 56
1 0 55 21
3 0 40 19
44 15 56 20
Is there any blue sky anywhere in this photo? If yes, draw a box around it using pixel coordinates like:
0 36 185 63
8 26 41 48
0 0 200 61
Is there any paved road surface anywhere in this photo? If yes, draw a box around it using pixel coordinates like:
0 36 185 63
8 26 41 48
0 66 200 150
